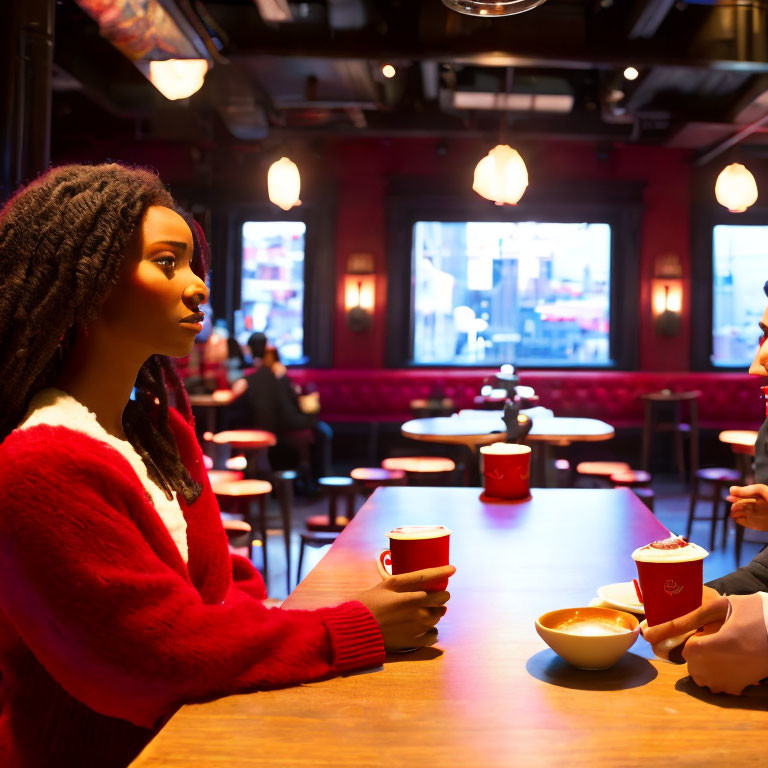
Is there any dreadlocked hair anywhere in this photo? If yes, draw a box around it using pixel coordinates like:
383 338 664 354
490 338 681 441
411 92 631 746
0 162 204 504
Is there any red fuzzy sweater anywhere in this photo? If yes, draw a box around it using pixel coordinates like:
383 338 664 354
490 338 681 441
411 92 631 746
0 408 384 767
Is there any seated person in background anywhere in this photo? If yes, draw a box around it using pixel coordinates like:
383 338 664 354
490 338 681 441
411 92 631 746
644 286 768 694
229 339 331 486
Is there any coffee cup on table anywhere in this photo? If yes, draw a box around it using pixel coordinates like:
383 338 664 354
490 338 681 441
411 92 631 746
631 535 709 627
377 525 452 591
480 443 531 500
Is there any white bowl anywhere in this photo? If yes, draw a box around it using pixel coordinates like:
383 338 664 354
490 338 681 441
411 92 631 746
535 606 640 670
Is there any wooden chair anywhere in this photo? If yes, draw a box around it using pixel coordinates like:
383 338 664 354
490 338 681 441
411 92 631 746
222 519 253 559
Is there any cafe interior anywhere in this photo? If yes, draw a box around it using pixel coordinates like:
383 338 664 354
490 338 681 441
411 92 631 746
5 0 768 765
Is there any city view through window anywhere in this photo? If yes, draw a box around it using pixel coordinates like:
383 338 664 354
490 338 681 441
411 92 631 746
712 225 768 368
235 221 306 364
411 221 612 366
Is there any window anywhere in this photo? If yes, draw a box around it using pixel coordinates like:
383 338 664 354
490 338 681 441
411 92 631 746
234 221 306 364
410 221 612 366
711 225 768 368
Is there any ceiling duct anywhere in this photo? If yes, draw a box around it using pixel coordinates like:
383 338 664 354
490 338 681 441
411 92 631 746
441 0 548 17
453 91 573 113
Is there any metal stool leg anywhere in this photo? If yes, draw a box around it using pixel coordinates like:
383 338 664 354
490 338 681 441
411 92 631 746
277 477 293 595
686 477 698 541
257 495 268 589
297 536 306 586
709 483 719 552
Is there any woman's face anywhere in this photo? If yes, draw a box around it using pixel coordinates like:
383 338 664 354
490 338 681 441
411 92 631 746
98 205 209 359
749 304 768 376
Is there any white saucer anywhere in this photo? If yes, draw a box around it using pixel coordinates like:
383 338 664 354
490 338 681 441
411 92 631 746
596 581 645 615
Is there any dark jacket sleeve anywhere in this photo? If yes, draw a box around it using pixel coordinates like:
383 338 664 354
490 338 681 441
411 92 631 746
706 547 768 594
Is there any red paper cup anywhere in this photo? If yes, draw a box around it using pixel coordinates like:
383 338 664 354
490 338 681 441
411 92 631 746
632 539 708 627
378 525 451 591
480 443 531 499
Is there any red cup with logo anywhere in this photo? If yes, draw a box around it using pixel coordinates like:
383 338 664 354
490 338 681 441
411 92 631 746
480 443 531 500
377 525 452 591
631 536 709 626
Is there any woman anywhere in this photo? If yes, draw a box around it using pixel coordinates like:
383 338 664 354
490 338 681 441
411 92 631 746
0 164 454 767
644 284 768 694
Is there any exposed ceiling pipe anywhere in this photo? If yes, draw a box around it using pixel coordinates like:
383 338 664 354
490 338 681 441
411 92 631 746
628 0 677 40
695 110 768 166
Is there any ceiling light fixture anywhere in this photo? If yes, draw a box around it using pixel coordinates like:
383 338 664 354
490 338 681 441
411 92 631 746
473 145 529 206
148 59 209 100
382 64 396 79
715 163 758 213
623 66 639 81
473 69 529 206
268 157 302 211
441 0 548 17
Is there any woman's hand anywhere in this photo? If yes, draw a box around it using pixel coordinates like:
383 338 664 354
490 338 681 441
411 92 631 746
355 565 456 651
727 484 768 531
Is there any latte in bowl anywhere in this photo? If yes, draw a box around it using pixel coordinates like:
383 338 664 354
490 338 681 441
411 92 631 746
535 607 640 669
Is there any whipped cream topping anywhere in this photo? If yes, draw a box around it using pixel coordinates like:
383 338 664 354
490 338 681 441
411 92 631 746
387 525 452 540
480 443 531 455
631 535 708 563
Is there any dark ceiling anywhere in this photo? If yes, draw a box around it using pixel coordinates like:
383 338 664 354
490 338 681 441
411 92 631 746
51 0 768 159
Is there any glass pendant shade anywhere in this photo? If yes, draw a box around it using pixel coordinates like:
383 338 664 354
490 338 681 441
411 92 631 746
442 0 548 16
148 59 208 100
268 157 302 211
715 163 758 213
473 144 529 206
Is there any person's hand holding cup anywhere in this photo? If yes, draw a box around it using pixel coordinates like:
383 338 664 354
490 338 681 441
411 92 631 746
480 443 531 500
358 525 454 652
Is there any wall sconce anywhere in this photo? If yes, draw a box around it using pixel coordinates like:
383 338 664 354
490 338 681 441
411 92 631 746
344 274 375 332
652 253 683 337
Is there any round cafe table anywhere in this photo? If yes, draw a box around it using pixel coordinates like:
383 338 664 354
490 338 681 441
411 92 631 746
188 390 235 435
401 415 614 486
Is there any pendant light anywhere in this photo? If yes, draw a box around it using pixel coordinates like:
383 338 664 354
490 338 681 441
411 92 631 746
442 0 548 16
267 157 302 211
148 59 209 101
473 145 528 206
472 68 529 206
715 163 758 213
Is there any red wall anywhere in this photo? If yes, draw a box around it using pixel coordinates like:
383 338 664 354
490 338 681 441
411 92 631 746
327 137 692 370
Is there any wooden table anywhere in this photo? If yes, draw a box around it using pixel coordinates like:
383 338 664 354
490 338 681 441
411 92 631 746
132 487 768 767
718 429 758 457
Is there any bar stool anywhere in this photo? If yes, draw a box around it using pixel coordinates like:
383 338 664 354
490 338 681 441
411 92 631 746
575 461 631 487
633 487 656 513
297 477 357 587
350 467 407 494
268 469 296 594
381 456 456 486
211 429 277 477
222 519 253 559
610 470 652 488
208 469 244 486
686 467 741 551
640 390 701 483
213 479 273 585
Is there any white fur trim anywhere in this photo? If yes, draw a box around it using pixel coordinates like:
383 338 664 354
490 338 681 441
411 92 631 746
19 389 189 562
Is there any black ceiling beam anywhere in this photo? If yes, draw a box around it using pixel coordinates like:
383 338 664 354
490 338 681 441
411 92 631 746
221 34 768 74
